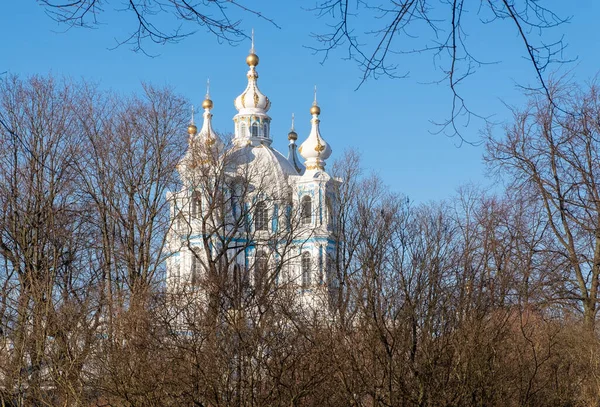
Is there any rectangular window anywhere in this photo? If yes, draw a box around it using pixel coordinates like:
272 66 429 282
301 196 312 225
302 252 311 288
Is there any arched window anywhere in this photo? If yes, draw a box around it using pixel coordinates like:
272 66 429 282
255 201 268 231
232 263 242 307
233 263 240 285
191 191 201 218
301 196 312 225
251 122 259 138
239 122 247 138
255 250 268 289
326 196 334 231
172 258 181 287
302 252 311 288
175 213 185 233
263 122 269 138
191 248 201 286
318 247 324 285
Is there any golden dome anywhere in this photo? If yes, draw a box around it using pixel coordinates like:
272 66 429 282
187 124 197 135
246 53 259 67
202 98 213 110
310 104 321 116
288 130 298 141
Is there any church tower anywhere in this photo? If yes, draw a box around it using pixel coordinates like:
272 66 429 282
166 38 341 316
287 89 340 311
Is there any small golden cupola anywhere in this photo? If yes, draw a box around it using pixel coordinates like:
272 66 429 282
287 113 305 174
202 80 213 110
233 30 272 146
288 113 298 141
299 87 332 172
187 106 198 137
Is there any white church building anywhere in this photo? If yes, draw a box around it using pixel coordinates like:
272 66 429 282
166 40 340 314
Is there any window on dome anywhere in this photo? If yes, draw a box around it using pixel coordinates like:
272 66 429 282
255 201 268 231
302 252 311 288
251 122 259 138
263 122 269 138
301 196 312 225
240 122 247 138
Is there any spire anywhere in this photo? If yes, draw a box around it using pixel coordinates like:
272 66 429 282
187 105 197 136
195 84 224 155
287 113 304 174
299 90 331 171
288 113 297 141
202 79 213 110
246 29 259 67
199 86 214 136
310 85 321 116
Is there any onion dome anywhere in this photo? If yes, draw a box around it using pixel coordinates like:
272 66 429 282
233 31 271 115
299 88 332 171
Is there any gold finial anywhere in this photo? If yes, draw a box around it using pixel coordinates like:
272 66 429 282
288 113 298 141
246 28 259 67
187 105 197 135
310 85 321 116
202 78 213 109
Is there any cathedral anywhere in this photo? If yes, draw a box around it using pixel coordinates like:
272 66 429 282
166 39 340 314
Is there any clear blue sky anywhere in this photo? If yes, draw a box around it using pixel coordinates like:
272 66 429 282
2 2 599 203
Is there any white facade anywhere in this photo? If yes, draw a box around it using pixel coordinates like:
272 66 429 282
166 43 340 315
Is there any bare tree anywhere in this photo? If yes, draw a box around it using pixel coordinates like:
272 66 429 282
4 74 600 407
486 81 600 330
74 83 187 405
309 0 569 143
0 75 101 406
38 0 279 54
